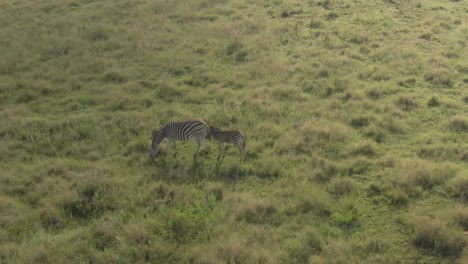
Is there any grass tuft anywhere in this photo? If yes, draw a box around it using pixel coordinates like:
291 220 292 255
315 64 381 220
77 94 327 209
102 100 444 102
427 96 440 107
447 172 468 202
236 200 279 225
424 68 454 87
396 95 418 111
327 177 357 198
448 116 468 132
411 217 466 257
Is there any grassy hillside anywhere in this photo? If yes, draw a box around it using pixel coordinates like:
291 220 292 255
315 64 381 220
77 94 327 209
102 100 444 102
0 0 467 263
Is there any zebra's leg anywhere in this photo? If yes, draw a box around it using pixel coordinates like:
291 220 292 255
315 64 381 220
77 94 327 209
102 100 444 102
203 137 210 153
217 142 224 160
193 136 201 158
221 143 226 160
168 138 177 157
236 142 244 163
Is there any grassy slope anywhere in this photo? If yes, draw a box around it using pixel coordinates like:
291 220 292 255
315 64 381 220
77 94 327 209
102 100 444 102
0 0 467 263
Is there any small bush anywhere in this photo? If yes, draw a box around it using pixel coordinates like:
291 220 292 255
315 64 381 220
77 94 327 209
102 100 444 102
226 40 243 56
450 208 468 230
216 240 252 264
396 96 418 111
448 116 468 132
392 161 455 194
102 71 128 83
363 125 386 143
93 223 119 251
365 239 388 254
208 186 223 202
16 91 37 104
366 88 382 99
387 188 409 207
39 208 65 232
424 68 454 87
350 116 371 128
411 218 466 257
256 159 283 179
327 177 356 198
236 200 279 225
332 201 359 229
351 141 376 157
309 18 324 29
419 33 433 40
168 212 201 243
447 173 468 202
284 230 323 263
380 116 405 134
427 96 440 107
235 51 248 63
312 159 342 182
292 186 333 216
62 183 118 219
126 224 150 246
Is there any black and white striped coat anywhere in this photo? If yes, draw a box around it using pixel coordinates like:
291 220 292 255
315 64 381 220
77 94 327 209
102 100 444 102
151 119 210 158
208 125 246 162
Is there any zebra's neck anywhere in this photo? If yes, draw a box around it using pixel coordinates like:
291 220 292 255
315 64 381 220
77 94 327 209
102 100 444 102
154 127 167 143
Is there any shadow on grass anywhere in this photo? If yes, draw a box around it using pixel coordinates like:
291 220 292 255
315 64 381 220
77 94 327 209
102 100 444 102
145 151 249 183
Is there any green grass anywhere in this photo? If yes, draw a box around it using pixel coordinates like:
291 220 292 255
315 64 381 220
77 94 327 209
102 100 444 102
1 0 467 263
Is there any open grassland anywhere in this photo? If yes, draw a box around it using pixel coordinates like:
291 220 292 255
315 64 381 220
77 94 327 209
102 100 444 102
0 0 467 263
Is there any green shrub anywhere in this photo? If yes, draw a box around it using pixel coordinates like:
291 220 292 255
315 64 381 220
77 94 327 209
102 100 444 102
363 124 386 143
291 185 333 216
236 200 280 225
216 240 252 264
349 116 371 128
350 141 376 157
427 96 440 107
365 238 388 254
93 223 119 251
168 212 201 243
332 201 360 229
396 95 418 111
411 218 466 257
226 40 243 56
387 188 409 207
102 71 128 83
450 208 468 230
447 173 468 202
424 68 454 87
366 87 383 99
62 183 118 219
392 161 455 194
16 91 37 103
448 116 468 132
327 177 357 198
255 159 283 179
39 208 65 232
284 230 323 263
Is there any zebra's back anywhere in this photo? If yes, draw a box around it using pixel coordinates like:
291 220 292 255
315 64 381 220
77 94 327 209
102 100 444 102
210 126 245 148
221 130 245 146
166 119 209 140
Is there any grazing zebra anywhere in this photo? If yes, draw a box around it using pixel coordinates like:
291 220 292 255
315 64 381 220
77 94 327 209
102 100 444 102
208 125 246 162
150 119 210 159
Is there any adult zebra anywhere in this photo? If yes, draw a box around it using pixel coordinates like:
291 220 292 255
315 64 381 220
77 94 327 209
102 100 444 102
150 119 210 159
208 125 246 162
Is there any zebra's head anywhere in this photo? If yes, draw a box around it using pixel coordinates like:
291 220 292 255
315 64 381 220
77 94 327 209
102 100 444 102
150 129 162 158
208 125 222 139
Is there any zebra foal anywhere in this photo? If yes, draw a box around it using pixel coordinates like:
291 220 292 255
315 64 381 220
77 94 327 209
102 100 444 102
150 119 210 159
208 125 246 162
